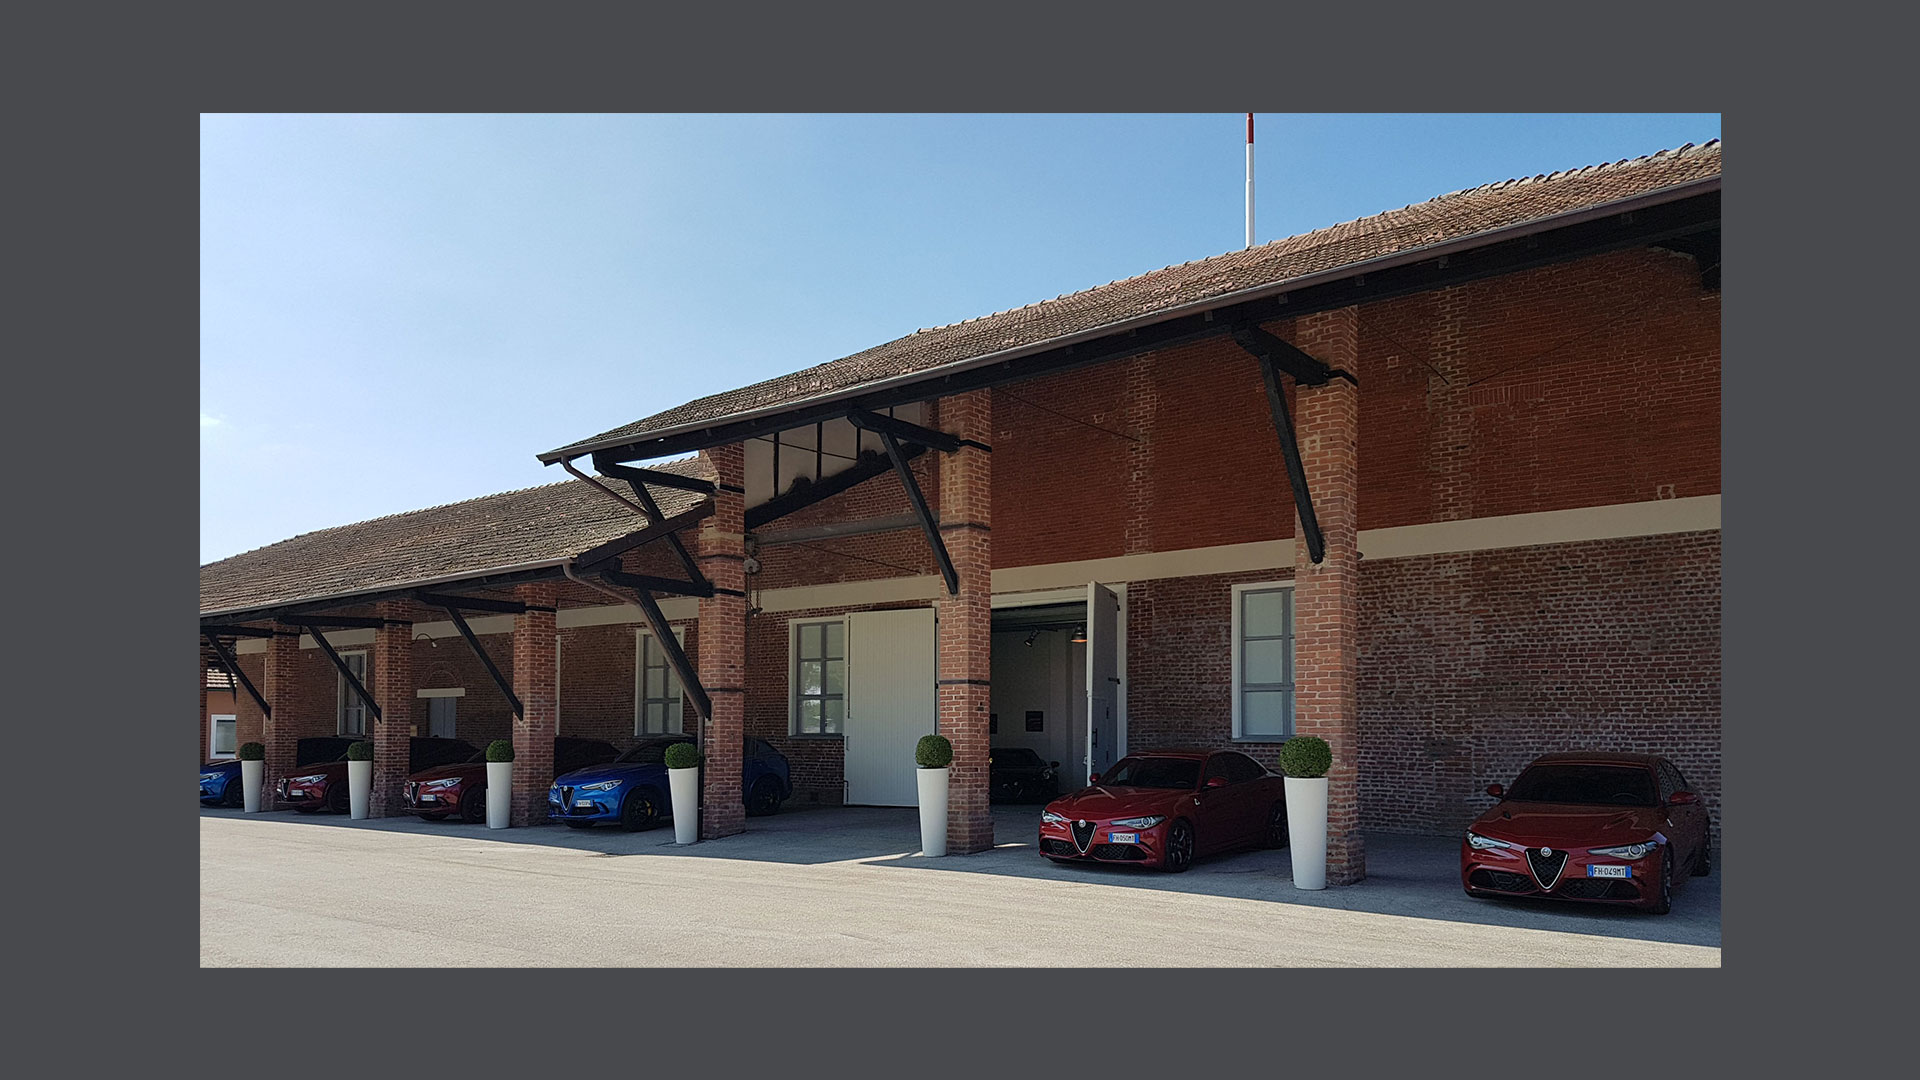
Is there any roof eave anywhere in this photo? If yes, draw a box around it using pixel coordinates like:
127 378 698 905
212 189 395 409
198 556 577 623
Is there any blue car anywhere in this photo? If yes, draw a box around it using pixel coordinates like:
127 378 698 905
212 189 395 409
200 759 245 807
550 735 792 830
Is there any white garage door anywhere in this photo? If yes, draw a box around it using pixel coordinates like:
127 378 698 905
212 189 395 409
844 608 936 806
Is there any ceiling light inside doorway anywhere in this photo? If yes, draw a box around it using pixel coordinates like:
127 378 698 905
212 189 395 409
1071 625 1087 643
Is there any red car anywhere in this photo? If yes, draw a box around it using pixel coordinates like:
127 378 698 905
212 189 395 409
1461 752 1712 914
405 737 618 823
1038 749 1289 873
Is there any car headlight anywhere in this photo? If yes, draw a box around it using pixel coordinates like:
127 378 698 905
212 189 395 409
423 778 462 789
293 774 328 785
579 780 622 792
1589 840 1660 859
202 773 221 782
1467 831 1523 851
1110 815 1166 829
1041 811 1069 825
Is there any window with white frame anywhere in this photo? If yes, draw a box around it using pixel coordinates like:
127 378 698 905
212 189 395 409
635 627 685 735
209 714 237 758
337 650 369 736
1231 583 1294 740
790 618 846 736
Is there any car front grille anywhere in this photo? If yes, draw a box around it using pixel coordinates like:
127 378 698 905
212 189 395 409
1526 848 1570 890
1070 820 1096 852
1090 843 1147 861
1040 838 1078 857
560 786 574 809
1469 869 1535 893
1556 878 1640 901
405 782 419 804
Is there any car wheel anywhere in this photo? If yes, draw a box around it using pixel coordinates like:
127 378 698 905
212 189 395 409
1161 820 1195 874
326 783 350 815
1263 802 1289 849
222 781 244 809
746 776 782 818
620 787 662 832
1649 849 1674 915
459 788 485 825
1692 834 1711 877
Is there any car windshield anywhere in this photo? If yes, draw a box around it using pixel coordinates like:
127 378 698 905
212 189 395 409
1505 764 1657 807
616 739 688 765
993 748 1043 766
1096 757 1200 790
464 750 486 764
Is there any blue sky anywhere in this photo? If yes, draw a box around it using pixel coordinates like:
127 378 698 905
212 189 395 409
200 113 1720 564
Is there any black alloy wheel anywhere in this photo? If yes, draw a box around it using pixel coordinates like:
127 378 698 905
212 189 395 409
1692 834 1712 877
326 781 350 815
460 787 486 824
620 788 662 832
222 779 245 809
1650 849 1674 915
1161 820 1196 874
747 776 782 817
1264 802 1290 849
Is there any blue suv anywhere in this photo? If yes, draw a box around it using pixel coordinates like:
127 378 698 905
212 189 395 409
549 735 792 830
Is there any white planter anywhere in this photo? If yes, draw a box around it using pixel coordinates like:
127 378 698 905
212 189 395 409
916 766 949 857
1284 776 1329 890
486 761 512 829
348 759 373 819
668 767 699 844
241 760 264 813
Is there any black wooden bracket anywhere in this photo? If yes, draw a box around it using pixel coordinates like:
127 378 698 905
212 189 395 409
602 567 715 599
596 574 712 723
412 591 527 615
199 623 279 638
431 604 524 721
1229 323 1357 566
590 462 709 589
590 456 726 495
202 632 270 718
275 614 397 631
847 407 989 453
296 621 383 723
571 501 716 572
744 443 926 531
876 428 959 595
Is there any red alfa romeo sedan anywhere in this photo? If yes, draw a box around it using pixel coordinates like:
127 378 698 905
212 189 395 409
1038 749 1289 873
1461 752 1712 914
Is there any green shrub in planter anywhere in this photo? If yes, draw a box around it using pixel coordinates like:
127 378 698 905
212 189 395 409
663 742 702 770
485 739 515 763
237 742 266 761
915 734 953 769
346 740 374 761
1279 735 1332 779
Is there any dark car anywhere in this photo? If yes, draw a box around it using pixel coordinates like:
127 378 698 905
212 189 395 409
404 737 619 824
1037 749 1289 873
548 735 792 830
1461 752 1712 914
274 737 363 813
989 747 1060 803
199 759 245 807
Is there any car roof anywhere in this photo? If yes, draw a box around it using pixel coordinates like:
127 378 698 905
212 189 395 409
1525 752 1665 767
1122 749 1215 761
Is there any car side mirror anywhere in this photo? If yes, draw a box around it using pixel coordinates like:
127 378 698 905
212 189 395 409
1485 783 1504 798
1087 772 1100 784
1666 791 1698 806
1206 776 1230 789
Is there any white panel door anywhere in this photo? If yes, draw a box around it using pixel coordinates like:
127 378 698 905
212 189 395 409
1086 582 1121 783
845 608 937 806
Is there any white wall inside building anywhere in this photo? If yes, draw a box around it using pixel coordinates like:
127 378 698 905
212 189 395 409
990 629 1088 779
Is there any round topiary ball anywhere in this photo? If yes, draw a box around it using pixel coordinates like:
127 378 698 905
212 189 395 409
663 742 702 770
916 734 953 769
485 739 515 763
237 742 266 761
1279 735 1332 779
346 740 374 761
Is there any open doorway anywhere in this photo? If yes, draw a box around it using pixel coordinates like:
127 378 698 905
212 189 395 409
990 584 1123 794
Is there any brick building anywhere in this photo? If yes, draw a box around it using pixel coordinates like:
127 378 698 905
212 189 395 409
201 142 1722 885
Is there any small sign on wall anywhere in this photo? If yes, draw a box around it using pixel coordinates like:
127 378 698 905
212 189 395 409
1026 710 1044 732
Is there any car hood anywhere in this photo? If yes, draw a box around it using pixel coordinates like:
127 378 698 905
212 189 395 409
290 761 348 781
553 761 666 786
1047 785 1188 819
202 761 241 775
1470 802 1666 847
409 762 482 783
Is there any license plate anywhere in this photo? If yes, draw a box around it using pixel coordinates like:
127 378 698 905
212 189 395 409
1588 864 1631 878
418 794 437 803
1109 832 1139 844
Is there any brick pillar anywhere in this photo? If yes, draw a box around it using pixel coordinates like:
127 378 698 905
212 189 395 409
698 443 748 840
370 602 414 817
510 583 559 826
1292 306 1365 885
198 661 209 764
260 631 301 810
936 390 993 854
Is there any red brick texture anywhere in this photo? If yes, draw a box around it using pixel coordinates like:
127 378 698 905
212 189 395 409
936 390 994 854
260 631 301 809
510 583 558 826
370 603 414 817
1291 307 1366 885
699 444 749 840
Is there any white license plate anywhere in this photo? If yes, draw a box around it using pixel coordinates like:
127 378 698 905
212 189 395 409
1109 832 1139 844
1588 864 1631 878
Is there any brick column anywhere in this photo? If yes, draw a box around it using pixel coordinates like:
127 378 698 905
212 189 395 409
698 443 748 840
260 630 301 810
936 390 993 854
370 602 414 817
198 662 209 764
510 583 559 826
1292 306 1365 885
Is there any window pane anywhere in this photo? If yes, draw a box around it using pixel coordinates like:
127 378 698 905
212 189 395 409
824 697 844 734
826 659 846 696
1244 638 1289 685
801 623 823 659
1242 690 1292 737
799 661 824 697
665 696 682 734
825 621 845 658
1242 589 1290 638
799 699 822 734
212 717 236 754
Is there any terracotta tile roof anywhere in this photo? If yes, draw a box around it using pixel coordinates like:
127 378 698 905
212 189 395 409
199 457 712 617
548 140 1720 459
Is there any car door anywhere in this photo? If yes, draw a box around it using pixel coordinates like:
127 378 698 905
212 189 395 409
1195 754 1258 854
1660 759 1709 867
